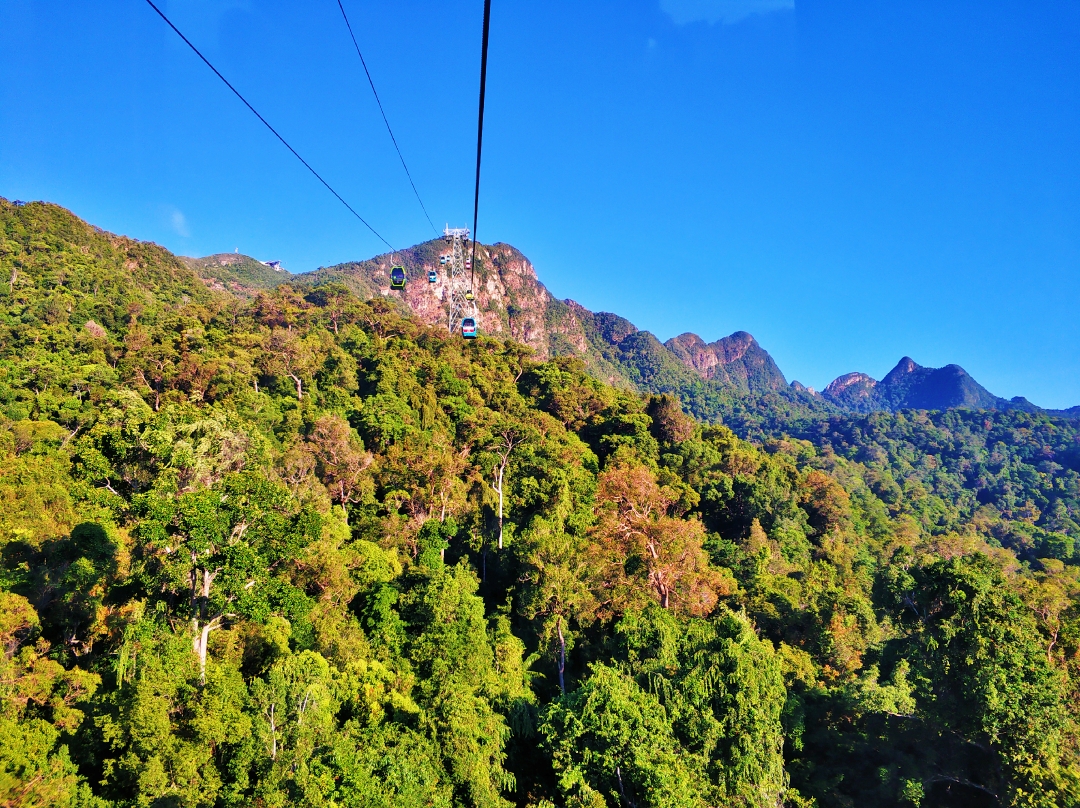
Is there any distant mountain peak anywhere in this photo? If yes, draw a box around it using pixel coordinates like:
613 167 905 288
669 332 707 350
663 331 786 392
589 310 639 346
790 380 819 396
894 356 919 373
824 372 878 397
824 357 1008 413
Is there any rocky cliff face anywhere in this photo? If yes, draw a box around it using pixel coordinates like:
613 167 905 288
301 240 560 357
664 331 788 393
296 239 792 395
191 236 1069 417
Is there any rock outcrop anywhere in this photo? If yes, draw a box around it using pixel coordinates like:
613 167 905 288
664 331 788 393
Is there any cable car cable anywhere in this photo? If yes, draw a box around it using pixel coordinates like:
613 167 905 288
335 0 439 237
143 0 395 252
469 0 492 290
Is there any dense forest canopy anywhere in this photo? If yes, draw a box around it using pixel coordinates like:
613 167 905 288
1 198 1078 807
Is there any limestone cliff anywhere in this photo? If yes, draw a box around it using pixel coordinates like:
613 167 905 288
294 240 796 398
664 331 788 393
302 240 570 359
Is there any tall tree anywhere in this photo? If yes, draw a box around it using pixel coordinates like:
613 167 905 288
263 328 318 401
590 463 733 616
308 413 371 522
135 473 321 682
488 427 524 551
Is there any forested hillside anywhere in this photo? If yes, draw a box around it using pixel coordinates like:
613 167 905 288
2 198 1079 808
252 238 1077 420
181 254 288 299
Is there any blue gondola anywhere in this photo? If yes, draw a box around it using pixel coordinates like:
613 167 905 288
461 317 477 339
390 266 406 289
427 269 437 283
440 255 447 265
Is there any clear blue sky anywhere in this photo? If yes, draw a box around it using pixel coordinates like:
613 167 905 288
2 0 1078 407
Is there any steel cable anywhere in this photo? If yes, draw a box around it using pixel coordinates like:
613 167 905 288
469 0 492 288
144 0 395 252
335 0 439 237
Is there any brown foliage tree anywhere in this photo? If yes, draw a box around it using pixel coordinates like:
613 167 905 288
590 463 733 616
308 415 371 519
801 469 852 535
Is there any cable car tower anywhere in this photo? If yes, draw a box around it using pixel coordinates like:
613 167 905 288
442 225 477 336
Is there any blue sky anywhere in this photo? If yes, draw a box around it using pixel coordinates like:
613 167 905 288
2 0 1078 407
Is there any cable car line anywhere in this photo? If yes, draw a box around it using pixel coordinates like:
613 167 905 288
143 0 395 252
335 0 439 238
469 0 492 291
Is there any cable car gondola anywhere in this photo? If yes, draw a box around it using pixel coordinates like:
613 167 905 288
390 266 406 290
427 269 437 283
464 290 475 301
461 317 477 339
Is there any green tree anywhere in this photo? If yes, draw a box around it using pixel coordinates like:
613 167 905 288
901 554 1072 806
135 473 321 681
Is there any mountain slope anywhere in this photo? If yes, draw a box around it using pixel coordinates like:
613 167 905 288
665 331 788 393
0 198 215 330
3 195 1079 808
31 198 1079 419
181 253 289 297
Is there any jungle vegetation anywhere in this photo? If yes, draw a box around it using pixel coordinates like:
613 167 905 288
1 198 1079 808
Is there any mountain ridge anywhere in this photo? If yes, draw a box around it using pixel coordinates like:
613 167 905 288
15 199 1068 418
180 252 287 298
250 236 1075 418
266 240 819 403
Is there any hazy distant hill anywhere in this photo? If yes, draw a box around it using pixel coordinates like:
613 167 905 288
816 356 1080 416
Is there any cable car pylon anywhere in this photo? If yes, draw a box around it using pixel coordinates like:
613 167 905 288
441 225 478 338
